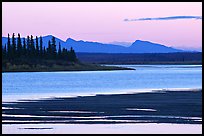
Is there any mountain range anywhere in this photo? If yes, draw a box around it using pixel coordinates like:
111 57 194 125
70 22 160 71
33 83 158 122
2 35 194 53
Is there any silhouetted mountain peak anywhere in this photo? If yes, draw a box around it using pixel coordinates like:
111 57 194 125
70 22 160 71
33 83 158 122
66 38 76 42
132 40 159 45
129 40 184 53
2 35 189 53
131 40 171 48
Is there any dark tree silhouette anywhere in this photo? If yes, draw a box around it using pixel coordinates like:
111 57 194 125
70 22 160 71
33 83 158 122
43 46 46 58
11 33 16 59
36 36 39 57
26 36 30 57
58 42 62 59
47 40 51 59
51 36 57 59
3 33 78 66
70 47 77 62
7 34 11 60
23 38 26 57
40 36 43 58
30 35 35 58
17 33 22 58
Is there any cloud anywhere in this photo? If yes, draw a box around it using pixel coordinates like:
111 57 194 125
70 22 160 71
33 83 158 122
124 16 202 21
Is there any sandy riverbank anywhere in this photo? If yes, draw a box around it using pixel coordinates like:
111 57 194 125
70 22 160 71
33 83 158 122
2 89 202 134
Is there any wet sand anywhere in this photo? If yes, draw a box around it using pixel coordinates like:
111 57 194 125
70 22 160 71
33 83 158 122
2 90 202 124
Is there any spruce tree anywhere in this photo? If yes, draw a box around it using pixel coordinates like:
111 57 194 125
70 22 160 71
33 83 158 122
12 33 16 59
51 36 57 59
47 40 51 59
61 48 66 60
30 35 35 58
58 42 62 59
23 38 26 57
43 46 46 59
7 34 11 60
27 36 30 57
70 47 77 62
36 36 39 57
40 36 43 58
17 33 22 58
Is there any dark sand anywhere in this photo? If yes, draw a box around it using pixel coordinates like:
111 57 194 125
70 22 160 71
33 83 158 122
2 90 202 124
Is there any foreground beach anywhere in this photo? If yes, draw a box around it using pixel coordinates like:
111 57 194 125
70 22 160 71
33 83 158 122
2 89 202 134
2 123 202 134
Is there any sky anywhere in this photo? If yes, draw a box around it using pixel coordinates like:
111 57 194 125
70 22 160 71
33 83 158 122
2 2 202 51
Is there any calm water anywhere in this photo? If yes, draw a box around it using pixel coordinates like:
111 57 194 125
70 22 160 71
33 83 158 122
2 65 202 101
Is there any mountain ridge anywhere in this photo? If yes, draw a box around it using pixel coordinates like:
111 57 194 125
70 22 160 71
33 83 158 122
2 35 195 53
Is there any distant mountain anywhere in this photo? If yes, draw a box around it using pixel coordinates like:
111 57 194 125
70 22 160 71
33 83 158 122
2 35 189 53
108 41 132 47
129 40 183 53
65 38 127 53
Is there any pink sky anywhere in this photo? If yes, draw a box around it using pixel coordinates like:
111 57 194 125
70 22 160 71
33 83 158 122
2 2 202 51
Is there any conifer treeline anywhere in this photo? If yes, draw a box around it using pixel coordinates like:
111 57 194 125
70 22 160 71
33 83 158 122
2 33 77 63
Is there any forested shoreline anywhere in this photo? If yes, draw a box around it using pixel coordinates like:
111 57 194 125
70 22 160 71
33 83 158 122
2 33 77 64
76 52 202 65
2 33 134 72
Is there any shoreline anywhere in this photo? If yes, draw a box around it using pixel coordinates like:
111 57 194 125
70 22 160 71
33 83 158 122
3 89 202 125
2 87 202 103
2 63 202 73
2 64 135 73
99 62 202 65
